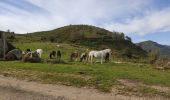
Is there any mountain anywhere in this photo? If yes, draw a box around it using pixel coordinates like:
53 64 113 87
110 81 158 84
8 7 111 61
164 45 170 49
13 25 147 58
137 40 170 58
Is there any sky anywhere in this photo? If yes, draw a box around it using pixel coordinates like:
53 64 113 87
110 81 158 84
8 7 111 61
0 0 170 45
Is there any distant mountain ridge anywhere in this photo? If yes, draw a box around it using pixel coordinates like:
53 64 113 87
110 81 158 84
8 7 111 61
137 40 170 58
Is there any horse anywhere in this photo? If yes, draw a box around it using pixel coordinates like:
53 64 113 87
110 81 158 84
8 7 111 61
22 51 41 63
80 52 88 62
70 51 79 61
49 51 56 59
56 50 61 61
26 49 31 52
105 52 110 63
36 49 43 58
22 49 31 54
88 49 111 64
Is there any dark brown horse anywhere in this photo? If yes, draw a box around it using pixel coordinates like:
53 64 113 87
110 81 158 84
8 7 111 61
70 51 79 61
49 51 56 59
57 50 61 61
105 52 110 63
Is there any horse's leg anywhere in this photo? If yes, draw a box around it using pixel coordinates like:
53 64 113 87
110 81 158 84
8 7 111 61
85 56 89 63
90 56 93 63
86 55 89 63
92 56 95 63
89 56 91 63
101 57 103 64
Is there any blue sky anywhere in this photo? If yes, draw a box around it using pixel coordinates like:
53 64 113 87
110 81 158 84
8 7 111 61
0 0 170 45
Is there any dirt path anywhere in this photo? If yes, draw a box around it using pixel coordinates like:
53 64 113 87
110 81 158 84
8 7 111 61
0 76 168 100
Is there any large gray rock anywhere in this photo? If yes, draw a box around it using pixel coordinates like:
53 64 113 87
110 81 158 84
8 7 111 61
5 49 22 61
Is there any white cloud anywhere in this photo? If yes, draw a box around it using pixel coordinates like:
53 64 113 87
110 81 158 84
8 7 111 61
103 7 170 35
1 0 170 36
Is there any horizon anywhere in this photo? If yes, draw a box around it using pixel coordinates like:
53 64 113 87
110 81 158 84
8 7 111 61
0 0 170 45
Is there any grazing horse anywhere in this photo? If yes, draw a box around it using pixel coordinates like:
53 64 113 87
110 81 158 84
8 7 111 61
80 52 88 62
105 52 110 63
22 49 31 55
36 49 43 58
49 51 56 59
26 49 31 52
56 50 61 61
70 51 79 61
88 49 111 64
22 51 41 63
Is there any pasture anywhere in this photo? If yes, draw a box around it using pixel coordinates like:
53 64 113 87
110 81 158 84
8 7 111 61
0 42 170 96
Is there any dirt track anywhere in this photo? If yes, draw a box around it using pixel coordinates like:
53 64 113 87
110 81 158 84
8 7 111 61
0 76 168 100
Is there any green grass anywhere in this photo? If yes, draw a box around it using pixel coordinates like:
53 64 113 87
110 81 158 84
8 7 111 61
0 61 170 92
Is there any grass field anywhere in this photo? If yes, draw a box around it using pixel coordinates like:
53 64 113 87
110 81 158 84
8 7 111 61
0 61 170 92
0 42 170 95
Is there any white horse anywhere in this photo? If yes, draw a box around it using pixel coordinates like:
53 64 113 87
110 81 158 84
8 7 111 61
88 49 111 64
36 49 43 58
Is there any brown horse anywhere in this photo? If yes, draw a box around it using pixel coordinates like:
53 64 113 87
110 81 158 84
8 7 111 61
22 51 41 63
70 51 79 61
105 52 110 63
57 50 61 61
49 51 56 59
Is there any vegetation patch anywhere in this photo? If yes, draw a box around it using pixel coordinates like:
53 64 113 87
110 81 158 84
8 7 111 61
0 61 170 95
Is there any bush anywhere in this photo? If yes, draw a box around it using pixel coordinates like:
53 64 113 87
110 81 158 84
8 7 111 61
155 57 170 70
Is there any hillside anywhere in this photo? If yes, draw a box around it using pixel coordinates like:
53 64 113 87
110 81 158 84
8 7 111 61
9 25 147 58
165 45 170 49
28 25 123 43
137 40 170 58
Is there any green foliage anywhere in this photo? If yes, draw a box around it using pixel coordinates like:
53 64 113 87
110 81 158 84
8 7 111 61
154 57 170 70
122 48 132 58
148 49 160 64
125 36 132 42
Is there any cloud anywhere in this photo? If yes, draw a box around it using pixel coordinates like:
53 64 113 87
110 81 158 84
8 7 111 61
1 0 170 37
0 0 151 33
103 7 170 35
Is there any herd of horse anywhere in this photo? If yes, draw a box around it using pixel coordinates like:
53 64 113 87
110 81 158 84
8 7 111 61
4 48 112 64
67 48 111 64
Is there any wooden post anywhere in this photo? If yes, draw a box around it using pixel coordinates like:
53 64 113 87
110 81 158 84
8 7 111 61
3 32 6 60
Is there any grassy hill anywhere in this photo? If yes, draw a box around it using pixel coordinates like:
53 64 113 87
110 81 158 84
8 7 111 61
137 40 170 58
7 25 147 59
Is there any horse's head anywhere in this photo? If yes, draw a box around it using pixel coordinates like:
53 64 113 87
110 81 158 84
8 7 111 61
104 49 112 54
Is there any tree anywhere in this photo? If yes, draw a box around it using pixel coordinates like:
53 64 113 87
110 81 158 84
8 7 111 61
49 36 55 42
148 49 160 64
120 32 125 40
7 29 10 33
122 48 133 58
125 36 132 42
41 37 47 41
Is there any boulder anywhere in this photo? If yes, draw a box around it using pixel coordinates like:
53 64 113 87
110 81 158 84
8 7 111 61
5 49 22 61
